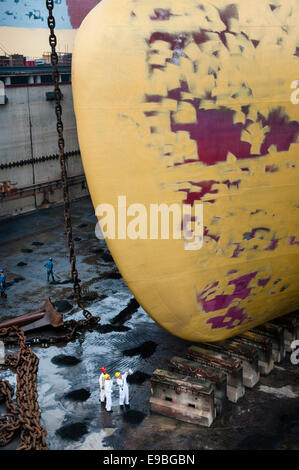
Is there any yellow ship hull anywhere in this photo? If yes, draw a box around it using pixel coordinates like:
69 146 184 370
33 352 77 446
72 0 299 342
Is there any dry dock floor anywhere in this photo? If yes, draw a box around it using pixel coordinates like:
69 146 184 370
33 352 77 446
0 197 299 450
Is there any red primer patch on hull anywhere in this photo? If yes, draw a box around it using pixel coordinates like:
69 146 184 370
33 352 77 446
198 272 257 313
265 164 279 173
172 108 299 166
243 227 270 240
180 180 218 206
290 236 299 246
204 227 220 243
232 244 245 258
258 277 271 287
207 306 249 330
180 180 241 206
66 0 100 29
265 239 279 251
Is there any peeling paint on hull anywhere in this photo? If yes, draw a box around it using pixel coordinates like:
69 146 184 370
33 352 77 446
73 0 299 342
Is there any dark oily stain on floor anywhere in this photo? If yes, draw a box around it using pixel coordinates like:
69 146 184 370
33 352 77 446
64 388 91 402
51 355 81 366
127 371 151 384
56 422 88 441
67 292 106 302
31 241 44 246
21 248 33 253
92 247 105 254
101 271 122 280
53 300 73 313
17 262 27 267
123 341 157 359
123 410 146 426
6 276 25 287
111 298 140 325
101 253 114 263
81 289 98 301
51 279 73 285
236 432 281 450
234 403 299 450
279 408 299 450
97 324 130 334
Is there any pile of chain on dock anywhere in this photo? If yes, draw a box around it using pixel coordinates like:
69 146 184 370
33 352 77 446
0 316 100 450
0 327 48 450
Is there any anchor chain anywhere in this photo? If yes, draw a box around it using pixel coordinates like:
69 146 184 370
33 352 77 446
0 327 48 450
1 318 100 349
46 0 99 326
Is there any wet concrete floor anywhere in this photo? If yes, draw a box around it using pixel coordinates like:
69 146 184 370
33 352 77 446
0 197 298 450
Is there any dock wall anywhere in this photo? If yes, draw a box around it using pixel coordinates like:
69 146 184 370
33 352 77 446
0 76 88 219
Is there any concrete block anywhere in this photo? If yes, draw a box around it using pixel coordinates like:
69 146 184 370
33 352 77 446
252 323 286 363
271 315 299 352
150 369 215 427
168 356 227 415
187 344 245 403
235 331 274 376
199 341 260 389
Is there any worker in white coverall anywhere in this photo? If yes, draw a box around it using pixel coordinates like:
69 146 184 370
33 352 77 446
104 374 113 412
99 366 106 403
115 369 133 409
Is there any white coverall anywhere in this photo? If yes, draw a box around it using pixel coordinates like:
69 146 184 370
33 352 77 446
104 378 113 411
117 370 132 406
99 373 105 402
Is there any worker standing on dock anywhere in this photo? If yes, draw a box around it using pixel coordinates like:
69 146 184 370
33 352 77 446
0 269 7 298
115 369 133 409
44 258 55 283
99 366 106 404
0 269 6 289
104 374 113 413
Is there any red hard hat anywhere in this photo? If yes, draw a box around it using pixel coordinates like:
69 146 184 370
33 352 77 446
101 367 106 372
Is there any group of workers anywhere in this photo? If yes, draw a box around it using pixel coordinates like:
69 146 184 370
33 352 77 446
99 367 133 413
0 269 6 298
